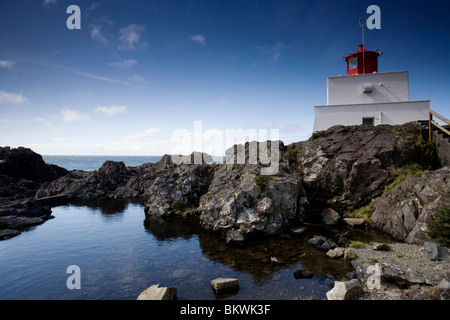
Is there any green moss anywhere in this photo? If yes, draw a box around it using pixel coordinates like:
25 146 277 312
253 175 273 192
427 207 450 247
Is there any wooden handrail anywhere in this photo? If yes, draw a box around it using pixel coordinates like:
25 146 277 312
422 106 450 142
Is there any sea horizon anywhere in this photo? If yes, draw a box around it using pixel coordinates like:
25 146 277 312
42 155 225 171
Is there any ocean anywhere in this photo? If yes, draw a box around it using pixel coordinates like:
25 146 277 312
42 155 225 171
42 155 163 171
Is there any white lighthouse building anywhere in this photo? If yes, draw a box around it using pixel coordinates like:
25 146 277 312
313 44 430 132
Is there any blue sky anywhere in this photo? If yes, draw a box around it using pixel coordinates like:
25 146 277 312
0 0 449 156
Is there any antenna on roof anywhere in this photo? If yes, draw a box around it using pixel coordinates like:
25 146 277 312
358 17 367 74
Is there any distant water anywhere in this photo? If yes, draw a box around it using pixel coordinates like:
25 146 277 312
42 156 163 171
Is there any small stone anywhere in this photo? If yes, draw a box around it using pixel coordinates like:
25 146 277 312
344 248 357 260
343 218 366 228
373 243 391 251
326 247 345 259
137 284 177 300
210 278 239 294
321 208 341 225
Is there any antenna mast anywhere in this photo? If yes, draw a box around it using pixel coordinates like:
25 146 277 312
358 17 366 74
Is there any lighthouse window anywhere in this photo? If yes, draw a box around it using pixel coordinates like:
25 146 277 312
362 117 375 126
349 58 358 70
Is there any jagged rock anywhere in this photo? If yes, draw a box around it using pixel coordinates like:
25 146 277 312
199 141 308 237
291 123 422 214
326 279 363 300
0 146 68 182
371 167 450 244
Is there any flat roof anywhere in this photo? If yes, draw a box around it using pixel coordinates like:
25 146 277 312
327 70 409 80
315 100 431 108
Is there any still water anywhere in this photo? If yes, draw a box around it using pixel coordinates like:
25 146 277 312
0 200 388 300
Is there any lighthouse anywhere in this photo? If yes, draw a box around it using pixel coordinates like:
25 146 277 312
313 44 430 132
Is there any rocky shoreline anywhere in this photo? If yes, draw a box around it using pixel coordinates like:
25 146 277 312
1 122 449 300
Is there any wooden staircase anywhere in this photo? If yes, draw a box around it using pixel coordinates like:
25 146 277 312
418 107 450 167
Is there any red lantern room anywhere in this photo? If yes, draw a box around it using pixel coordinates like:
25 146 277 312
345 44 382 76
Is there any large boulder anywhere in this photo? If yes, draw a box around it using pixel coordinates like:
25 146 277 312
0 147 68 240
198 141 308 239
0 147 67 182
289 123 426 214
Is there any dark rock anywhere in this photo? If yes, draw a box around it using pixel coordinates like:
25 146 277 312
335 231 351 247
0 146 68 182
373 243 392 251
423 242 449 261
293 268 314 279
0 229 20 240
292 123 425 214
0 147 67 240
321 208 341 225
308 235 336 251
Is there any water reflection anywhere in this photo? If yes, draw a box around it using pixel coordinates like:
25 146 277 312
142 214 357 284
63 200 392 298
68 198 136 215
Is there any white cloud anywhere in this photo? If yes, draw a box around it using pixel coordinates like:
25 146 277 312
95 105 128 116
91 25 107 44
43 0 57 5
0 60 14 69
108 59 137 68
60 109 91 122
0 90 29 105
190 34 206 45
118 24 145 50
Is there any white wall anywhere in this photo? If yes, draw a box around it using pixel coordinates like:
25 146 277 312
327 71 409 105
313 100 430 132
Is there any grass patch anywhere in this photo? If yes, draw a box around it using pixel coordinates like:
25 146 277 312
349 241 364 249
384 163 424 194
396 253 406 258
427 207 450 247
345 204 373 223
